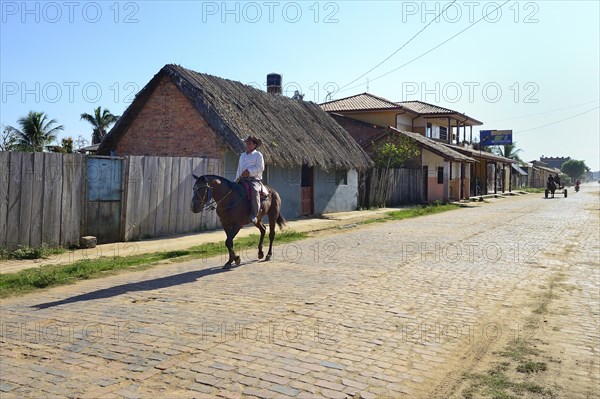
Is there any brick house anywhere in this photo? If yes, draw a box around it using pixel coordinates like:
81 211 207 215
98 64 373 219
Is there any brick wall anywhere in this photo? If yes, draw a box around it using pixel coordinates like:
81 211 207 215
115 76 224 158
329 113 386 156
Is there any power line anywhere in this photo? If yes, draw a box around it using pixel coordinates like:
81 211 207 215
337 0 511 95
338 1 458 92
516 106 599 133
487 99 600 123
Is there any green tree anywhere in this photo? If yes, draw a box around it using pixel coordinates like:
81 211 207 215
61 137 74 153
6 111 64 152
493 142 523 162
561 159 588 179
1 125 18 151
80 107 119 144
372 133 420 168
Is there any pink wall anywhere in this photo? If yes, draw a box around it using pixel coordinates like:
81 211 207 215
428 177 444 202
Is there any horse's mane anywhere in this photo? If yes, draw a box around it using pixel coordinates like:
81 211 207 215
202 175 244 194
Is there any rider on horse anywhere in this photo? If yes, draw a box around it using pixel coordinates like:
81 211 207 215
553 173 561 188
236 135 265 224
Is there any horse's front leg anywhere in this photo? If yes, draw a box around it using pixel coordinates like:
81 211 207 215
223 224 242 269
256 217 266 259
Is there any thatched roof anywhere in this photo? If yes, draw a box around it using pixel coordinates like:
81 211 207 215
98 64 373 170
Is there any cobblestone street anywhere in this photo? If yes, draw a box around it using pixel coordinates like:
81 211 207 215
1 187 599 398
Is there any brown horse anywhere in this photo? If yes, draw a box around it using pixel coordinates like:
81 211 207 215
190 174 286 268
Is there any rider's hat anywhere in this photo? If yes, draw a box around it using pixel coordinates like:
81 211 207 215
245 135 262 148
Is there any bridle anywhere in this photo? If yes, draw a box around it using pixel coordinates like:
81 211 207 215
192 179 244 211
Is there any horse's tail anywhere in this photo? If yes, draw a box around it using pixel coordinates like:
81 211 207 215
271 189 286 230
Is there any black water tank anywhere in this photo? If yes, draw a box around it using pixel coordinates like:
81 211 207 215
267 73 282 94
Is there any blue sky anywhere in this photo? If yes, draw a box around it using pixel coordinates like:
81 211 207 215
2 0 599 170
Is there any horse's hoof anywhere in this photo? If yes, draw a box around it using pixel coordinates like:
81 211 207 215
258 251 264 259
265 254 271 261
235 256 241 266
223 264 232 270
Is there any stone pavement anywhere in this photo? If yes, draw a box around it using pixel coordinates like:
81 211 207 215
0 185 598 398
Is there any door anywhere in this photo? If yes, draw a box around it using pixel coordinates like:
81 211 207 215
301 164 314 216
85 157 122 244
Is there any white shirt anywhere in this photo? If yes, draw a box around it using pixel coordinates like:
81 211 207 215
235 150 264 180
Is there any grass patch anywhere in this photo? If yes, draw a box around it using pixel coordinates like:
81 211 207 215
0 230 307 298
517 361 548 374
521 188 546 193
463 367 554 398
463 334 555 398
360 203 459 225
500 339 541 362
0 244 66 260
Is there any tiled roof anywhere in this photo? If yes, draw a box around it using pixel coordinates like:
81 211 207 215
320 93 402 112
446 144 516 163
397 101 455 114
321 96 483 125
399 101 483 125
389 127 476 163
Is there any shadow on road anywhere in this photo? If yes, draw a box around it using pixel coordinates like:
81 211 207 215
31 265 233 309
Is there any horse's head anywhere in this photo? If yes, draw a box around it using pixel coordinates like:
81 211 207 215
191 174 211 213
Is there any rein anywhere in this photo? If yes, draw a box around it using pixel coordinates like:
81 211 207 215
194 181 246 212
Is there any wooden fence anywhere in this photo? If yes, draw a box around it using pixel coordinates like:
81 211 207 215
359 168 422 208
122 156 221 241
0 151 85 250
0 152 221 250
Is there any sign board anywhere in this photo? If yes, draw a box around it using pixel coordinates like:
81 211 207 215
480 130 513 145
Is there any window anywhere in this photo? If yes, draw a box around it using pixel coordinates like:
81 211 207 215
426 123 432 138
335 170 348 186
439 126 448 141
437 167 444 184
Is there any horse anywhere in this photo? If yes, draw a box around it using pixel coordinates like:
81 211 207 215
190 174 286 268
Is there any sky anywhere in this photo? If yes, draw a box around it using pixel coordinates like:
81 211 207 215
1 0 599 170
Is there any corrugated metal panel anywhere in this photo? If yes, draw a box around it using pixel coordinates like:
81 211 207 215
87 158 122 201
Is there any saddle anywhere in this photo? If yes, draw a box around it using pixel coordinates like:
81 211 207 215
240 180 269 202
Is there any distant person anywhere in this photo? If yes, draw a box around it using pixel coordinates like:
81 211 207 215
554 174 561 187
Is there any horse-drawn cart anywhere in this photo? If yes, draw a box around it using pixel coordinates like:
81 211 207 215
545 182 567 198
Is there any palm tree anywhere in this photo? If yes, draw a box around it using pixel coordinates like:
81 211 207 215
494 143 523 162
80 107 119 144
6 111 64 152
